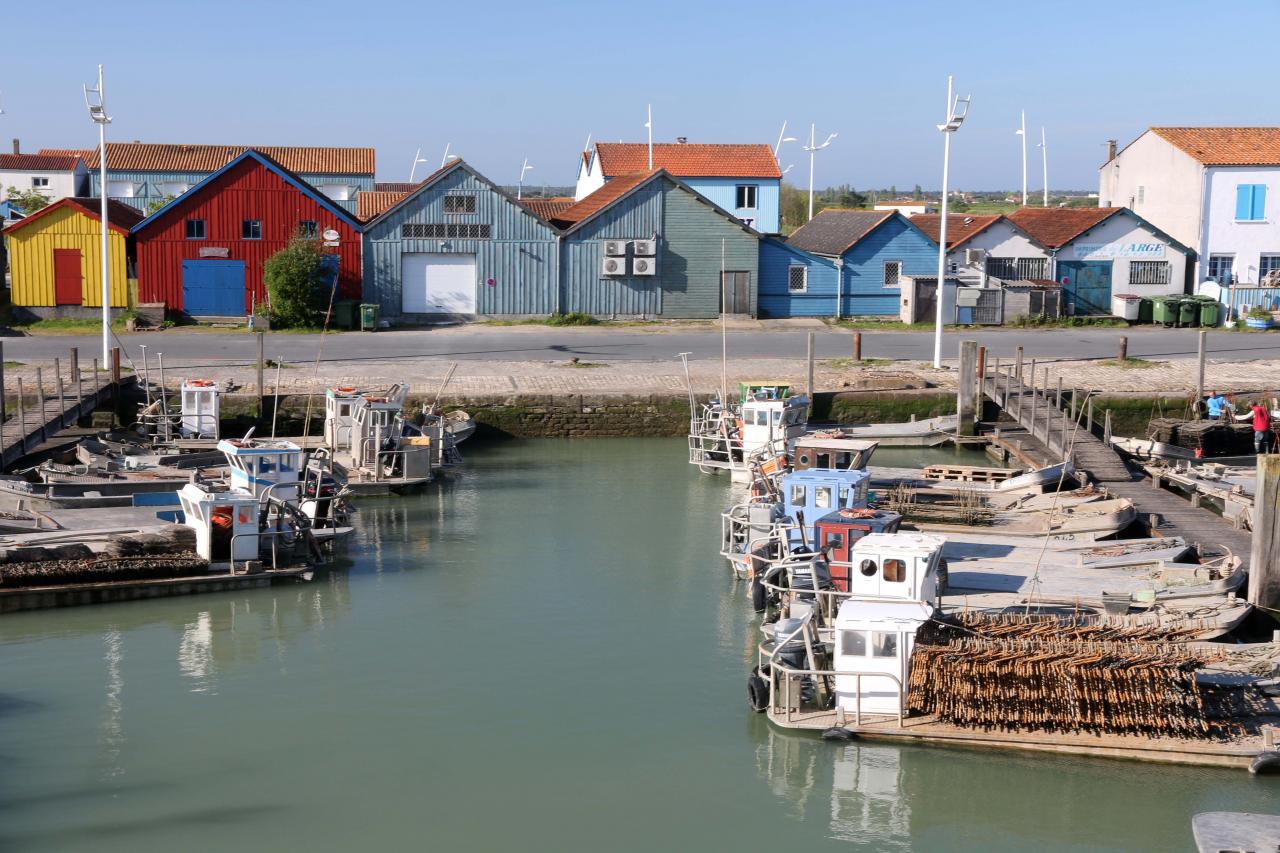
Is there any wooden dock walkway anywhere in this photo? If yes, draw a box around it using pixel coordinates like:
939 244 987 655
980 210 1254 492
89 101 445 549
980 359 1132 482
0 348 129 470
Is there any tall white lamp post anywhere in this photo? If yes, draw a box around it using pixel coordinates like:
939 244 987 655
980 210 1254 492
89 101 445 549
1039 127 1049 207
803 123 837 222
408 147 430 182
517 158 533 200
84 65 112 369
1016 110 1028 206
932 75 971 369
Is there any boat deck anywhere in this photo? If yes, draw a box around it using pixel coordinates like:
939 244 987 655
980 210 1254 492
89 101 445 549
765 709 1270 769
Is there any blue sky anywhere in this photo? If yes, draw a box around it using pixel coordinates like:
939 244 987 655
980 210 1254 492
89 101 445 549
4 0 1277 190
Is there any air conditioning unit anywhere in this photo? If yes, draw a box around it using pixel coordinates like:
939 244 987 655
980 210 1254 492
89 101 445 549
604 239 628 256
964 248 986 265
631 256 656 276
632 239 656 256
602 256 626 276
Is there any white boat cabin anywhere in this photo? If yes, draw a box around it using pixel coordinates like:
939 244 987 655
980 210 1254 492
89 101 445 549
324 386 363 452
739 394 810 457
837 532 944 605
218 438 304 502
180 379 220 439
178 482 259 563
834 599 933 715
792 437 878 472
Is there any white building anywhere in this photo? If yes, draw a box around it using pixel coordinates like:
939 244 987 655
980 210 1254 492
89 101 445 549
1100 127 1280 285
874 201 937 217
0 145 88 206
909 213 1049 282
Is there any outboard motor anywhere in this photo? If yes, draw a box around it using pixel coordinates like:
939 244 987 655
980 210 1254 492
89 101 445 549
789 555 833 604
771 617 817 703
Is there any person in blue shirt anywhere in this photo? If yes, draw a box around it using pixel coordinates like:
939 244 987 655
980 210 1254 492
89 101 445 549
1205 391 1230 420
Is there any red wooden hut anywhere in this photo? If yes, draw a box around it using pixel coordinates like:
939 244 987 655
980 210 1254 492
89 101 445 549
132 149 363 316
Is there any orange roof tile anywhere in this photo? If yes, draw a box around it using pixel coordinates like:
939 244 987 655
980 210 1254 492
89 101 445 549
1006 207 1121 249
595 143 780 178
909 213 1002 250
519 196 575 220
357 191 410 221
1151 127 1280 166
58 142 374 175
551 172 657 228
0 153 83 171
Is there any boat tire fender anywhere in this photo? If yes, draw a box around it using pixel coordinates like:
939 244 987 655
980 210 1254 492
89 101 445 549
747 668 769 712
1249 751 1280 775
750 576 767 613
822 727 855 742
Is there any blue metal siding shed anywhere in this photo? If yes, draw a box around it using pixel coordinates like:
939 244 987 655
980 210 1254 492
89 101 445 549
841 215 937 317
560 184 664 316
758 238 839 317
362 162 559 318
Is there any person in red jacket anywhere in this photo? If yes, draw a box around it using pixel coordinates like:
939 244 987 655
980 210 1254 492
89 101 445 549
1237 401 1273 453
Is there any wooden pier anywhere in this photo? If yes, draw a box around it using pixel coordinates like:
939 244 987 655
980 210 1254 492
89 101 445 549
0 346 130 470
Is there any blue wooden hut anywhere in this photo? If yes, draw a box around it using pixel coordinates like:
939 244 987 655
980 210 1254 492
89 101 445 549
760 210 938 317
361 160 560 320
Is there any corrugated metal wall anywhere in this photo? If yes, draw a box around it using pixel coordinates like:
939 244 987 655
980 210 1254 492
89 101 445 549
842 215 937 316
5 205 129 307
758 238 839 317
362 168 560 317
134 158 363 313
561 184 664 316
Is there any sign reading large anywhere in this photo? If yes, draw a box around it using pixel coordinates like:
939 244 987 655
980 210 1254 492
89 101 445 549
1072 242 1164 259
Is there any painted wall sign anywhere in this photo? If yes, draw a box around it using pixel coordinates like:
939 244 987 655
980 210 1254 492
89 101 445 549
1072 242 1165 259
198 247 230 258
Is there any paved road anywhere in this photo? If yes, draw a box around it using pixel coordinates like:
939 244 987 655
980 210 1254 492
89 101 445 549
1 325 1276 368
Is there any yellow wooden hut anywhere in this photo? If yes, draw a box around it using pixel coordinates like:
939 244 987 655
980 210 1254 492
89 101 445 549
1 197 141 315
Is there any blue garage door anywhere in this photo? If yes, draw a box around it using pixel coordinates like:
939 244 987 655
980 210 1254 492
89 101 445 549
182 260 247 316
1058 261 1112 316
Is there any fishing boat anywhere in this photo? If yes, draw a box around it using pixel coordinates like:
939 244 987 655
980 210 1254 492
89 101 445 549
812 415 960 448
1110 435 1197 461
1192 813 1280 852
688 382 810 481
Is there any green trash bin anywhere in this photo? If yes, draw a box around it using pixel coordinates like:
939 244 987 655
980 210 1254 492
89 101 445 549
1178 297 1199 328
1152 295 1177 326
333 299 358 330
1138 297 1153 325
1196 296 1221 328
360 303 381 332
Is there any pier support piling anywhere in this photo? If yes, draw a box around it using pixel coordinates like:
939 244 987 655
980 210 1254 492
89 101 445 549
853 332 862 362
17 379 27 454
957 340 978 436
1118 336 1128 363
1196 330 1207 410
806 331 815 400
1249 454 1280 613
35 368 47 444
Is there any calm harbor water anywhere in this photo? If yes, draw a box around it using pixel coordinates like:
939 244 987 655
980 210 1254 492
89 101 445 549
1 439 1275 852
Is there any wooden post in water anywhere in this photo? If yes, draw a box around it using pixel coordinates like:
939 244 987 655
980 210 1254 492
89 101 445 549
71 348 81 423
1196 330 1207 410
256 333 266 422
853 332 862 362
17 378 27 454
992 356 1002 405
1055 375 1063 410
805 331 815 400
957 340 978 436
1248 454 1280 611
54 358 66 427
35 367 47 444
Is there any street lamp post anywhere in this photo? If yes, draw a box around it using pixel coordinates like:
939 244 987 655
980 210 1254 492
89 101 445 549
803 123 837 222
1039 127 1049 207
518 158 533 200
1016 110 1028 206
84 65 112 369
932 75 971 369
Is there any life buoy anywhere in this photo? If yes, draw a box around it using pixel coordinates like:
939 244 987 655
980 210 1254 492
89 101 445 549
839 508 878 519
822 727 855 742
188 379 215 387
747 668 769 712
337 386 358 394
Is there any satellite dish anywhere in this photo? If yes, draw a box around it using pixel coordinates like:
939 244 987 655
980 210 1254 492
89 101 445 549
322 229 340 242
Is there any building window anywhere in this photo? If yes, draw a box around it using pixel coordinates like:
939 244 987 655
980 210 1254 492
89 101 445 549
299 220 319 239
185 219 206 240
986 257 1048 281
883 558 906 583
1236 184 1267 221
788 265 808 293
1137 185 1145 204
1129 260 1170 286
883 260 902 288
840 630 867 657
1207 254 1235 284
241 220 263 240
31 176 49 189
1260 254 1280 282
401 223 491 239
735 184 758 210
443 194 477 214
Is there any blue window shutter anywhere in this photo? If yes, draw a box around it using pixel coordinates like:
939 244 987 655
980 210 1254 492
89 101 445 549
1253 184 1267 220
1236 184 1252 220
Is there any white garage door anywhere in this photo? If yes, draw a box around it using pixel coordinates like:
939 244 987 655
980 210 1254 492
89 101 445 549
401 253 477 314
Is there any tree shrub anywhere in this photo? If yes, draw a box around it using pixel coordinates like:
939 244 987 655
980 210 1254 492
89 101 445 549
264 237 326 328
